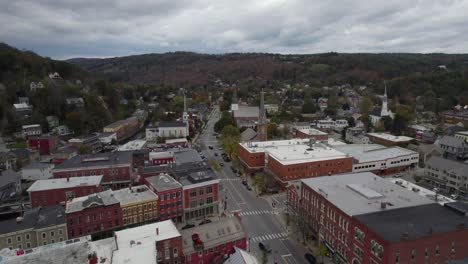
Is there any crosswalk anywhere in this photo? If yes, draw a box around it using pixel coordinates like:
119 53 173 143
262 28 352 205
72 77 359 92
220 178 242 182
227 210 278 217
250 232 288 242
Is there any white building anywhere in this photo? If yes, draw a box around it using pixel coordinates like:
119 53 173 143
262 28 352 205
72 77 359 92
22 124 42 137
370 85 394 126
146 121 188 141
264 104 279 114
21 162 54 181
117 140 147 151
30 81 44 92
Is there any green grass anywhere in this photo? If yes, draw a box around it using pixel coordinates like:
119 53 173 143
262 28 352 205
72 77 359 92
7 141 27 149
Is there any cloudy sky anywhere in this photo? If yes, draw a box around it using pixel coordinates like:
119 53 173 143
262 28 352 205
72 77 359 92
1 0 467 59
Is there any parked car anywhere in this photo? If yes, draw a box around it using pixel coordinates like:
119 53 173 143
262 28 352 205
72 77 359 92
304 253 317 264
214 153 218 156
208 145 214 150
259 241 272 253
199 219 212 225
246 185 252 191
219 162 224 167
392 173 403 178
231 166 237 173
181 223 195 230
451 194 459 200
433 187 440 192
242 180 248 186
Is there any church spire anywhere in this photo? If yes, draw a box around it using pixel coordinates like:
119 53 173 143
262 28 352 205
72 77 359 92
256 87 268 141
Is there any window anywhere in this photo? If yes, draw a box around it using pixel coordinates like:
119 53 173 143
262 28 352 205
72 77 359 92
190 191 197 197
425 248 429 258
17 236 21 242
435 245 440 256
353 245 363 259
411 248 416 260
354 228 365 244
173 248 178 257
451 241 456 253
42 232 46 239
26 242 31 248
50 231 55 237
26 234 30 240
59 230 63 235
370 240 383 259
7 238 12 244
198 250 203 257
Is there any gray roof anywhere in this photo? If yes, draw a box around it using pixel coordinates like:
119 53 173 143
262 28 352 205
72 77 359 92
0 205 66 235
0 169 21 187
416 143 442 155
158 121 186 128
301 172 434 216
426 156 468 177
23 161 54 170
66 190 119 214
181 217 245 255
445 202 468 215
355 203 468 243
370 107 382 117
240 128 257 142
233 105 259 119
174 149 202 165
27 176 103 192
439 135 467 148
54 151 132 171
110 185 158 206
142 161 211 178
145 174 182 192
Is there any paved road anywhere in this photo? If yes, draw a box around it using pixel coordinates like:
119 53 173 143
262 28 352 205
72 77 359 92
197 106 310 263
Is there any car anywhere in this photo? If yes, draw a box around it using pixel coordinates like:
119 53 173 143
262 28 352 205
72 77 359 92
258 241 272 253
198 219 212 225
219 162 224 167
392 173 403 178
304 253 317 264
208 145 214 150
451 194 459 200
246 185 252 191
242 180 248 186
214 153 218 156
231 166 237 173
223 156 231 162
181 223 195 230
218 147 223 150
433 187 440 192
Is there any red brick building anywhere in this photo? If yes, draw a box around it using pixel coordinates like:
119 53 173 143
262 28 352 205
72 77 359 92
288 172 468 264
27 175 103 208
294 128 328 141
367 133 413 147
238 139 353 181
145 174 184 223
181 217 247 264
28 136 59 155
180 170 220 221
65 189 123 239
53 151 134 189
149 151 176 165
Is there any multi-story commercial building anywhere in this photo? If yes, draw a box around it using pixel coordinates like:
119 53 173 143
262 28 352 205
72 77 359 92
180 170 220 221
367 133 413 147
146 121 188 141
112 220 183 264
111 185 158 227
454 131 468 141
52 151 134 189
27 176 103 208
440 109 468 124
145 174 183 223
21 162 54 181
21 124 42 138
181 217 247 264
424 156 468 196
288 172 468 264
68 135 102 153
238 139 353 182
346 127 370 144
333 144 419 176
294 128 328 141
438 136 468 160
0 205 67 250
27 136 59 155
65 190 122 239
103 117 140 142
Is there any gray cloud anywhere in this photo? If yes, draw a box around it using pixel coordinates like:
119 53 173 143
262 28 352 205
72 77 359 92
0 0 467 59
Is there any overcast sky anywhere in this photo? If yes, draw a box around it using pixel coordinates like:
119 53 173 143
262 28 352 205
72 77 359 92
1 0 467 59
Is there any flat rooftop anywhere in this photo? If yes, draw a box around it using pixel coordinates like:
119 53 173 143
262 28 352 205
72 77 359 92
297 128 327 136
117 140 147 151
333 144 417 163
367 133 413 142
145 174 182 192
180 169 219 188
0 205 66 235
54 151 132 171
233 105 259 118
27 175 103 192
65 190 119 214
111 185 158 206
301 172 434 216
113 220 180 264
355 203 468 243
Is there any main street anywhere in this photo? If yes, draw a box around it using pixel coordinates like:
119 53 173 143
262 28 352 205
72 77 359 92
196 105 311 264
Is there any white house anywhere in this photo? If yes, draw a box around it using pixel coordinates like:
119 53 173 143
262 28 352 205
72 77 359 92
146 121 188 141
22 124 42 138
370 85 394 126
264 104 279 114
30 81 44 92
21 162 54 181
48 72 61 79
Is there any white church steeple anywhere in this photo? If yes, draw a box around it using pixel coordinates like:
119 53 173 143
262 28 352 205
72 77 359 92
381 82 389 117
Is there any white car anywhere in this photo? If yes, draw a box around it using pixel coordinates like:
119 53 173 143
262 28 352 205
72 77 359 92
450 194 459 200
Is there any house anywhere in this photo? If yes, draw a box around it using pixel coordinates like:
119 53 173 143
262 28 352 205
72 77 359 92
53 125 73 136
0 169 21 200
21 162 55 181
264 103 279 114
48 72 61 79
50 145 78 164
407 143 443 167
27 136 59 155
0 205 67 250
317 97 328 111
98 132 117 145
46 116 60 129
18 97 29 104
13 103 33 116
146 121 188 141
455 131 468 141
240 128 257 142
22 124 42 138
27 175 104 208
145 174 183 223
437 136 468 160
345 127 369 144
29 81 44 92
9 148 38 167
294 128 328 141
65 97 85 108
65 190 122 239
0 151 17 171
224 247 259 264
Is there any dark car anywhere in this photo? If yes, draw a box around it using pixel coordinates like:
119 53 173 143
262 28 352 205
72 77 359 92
242 180 248 186
231 166 237 173
258 241 272 253
214 153 218 156
219 162 224 167
181 223 195 230
208 145 214 150
246 185 252 191
198 219 212 225
304 253 317 264
223 156 231 162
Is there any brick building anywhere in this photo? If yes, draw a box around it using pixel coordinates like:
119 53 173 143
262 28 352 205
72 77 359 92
288 172 468 264
367 133 413 147
111 185 159 227
181 217 247 264
103 117 140 142
53 151 134 189
238 139 353 182
294 128 328 141
27 175 103 208
27 136 59 155
65 190 122 239
180 170 220 221
145 174 184 223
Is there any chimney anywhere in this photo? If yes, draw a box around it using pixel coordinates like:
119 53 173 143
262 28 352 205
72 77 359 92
380 202 387 209
156 228 159 236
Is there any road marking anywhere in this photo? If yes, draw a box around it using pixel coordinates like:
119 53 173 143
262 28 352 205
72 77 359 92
251 232 288 242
